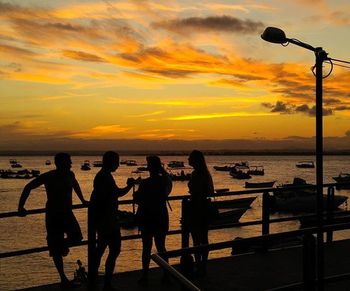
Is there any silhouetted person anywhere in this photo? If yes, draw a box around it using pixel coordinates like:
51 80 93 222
89 151 134 291
187 150 214 276
17 153 87 288
133 156 172 285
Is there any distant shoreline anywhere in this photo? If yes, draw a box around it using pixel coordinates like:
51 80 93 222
1 150 350 156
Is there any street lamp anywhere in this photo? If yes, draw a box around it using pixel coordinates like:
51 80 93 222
261 27 329 290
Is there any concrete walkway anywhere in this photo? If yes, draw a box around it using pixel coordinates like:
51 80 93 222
20 239 350 291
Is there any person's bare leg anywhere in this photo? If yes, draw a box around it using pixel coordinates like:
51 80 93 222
52 255 69 283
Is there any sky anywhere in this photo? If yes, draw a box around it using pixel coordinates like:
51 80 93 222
0 0 349 151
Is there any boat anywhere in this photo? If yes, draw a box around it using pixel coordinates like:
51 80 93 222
45 160 51 165
296 161 315 168
11 163 22 168
169 170 191 181
271 177 348 213
210 208 248 226
245 181 275 188
212 197 256 209
214 161 249 172
0 169 41 179
167 161 185 168
137 165 148 171
213 164 235 171
125 160 137 166
92 161 103 167
230 166 251 179
248 166 265 176
333 173 350 189
81 161 91 171
9 159 18 165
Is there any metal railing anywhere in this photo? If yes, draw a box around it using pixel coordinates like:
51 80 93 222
0 182 349 290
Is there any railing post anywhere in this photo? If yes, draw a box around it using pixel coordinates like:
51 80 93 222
262 192 270 236
181 198 190 248
326 186 334 244
303 233 316 291
87 206 97 286
180 198 194 281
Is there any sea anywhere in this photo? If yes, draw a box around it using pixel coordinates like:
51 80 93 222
1 155 350 290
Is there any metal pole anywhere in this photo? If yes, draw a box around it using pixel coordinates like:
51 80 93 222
315 47 327 291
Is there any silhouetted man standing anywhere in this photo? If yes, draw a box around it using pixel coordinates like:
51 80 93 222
89 151 134 291
18 153 88 288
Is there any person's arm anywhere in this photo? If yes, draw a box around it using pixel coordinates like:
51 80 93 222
18 175 45 216
72 176 88 205
116 178 135 198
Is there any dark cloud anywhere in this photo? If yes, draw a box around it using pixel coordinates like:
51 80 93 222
262 101 334 116
324 98 340 105
152 15 264 34
334 105 350 111
62 50 106 63
262 101 294 114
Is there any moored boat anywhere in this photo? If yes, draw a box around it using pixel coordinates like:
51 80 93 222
248 166 265 176
245 181 275 188
271 178 348 213
296 161 315 168
333 173 350 189
230 167 251 179
167 161 185 168
81 161 91 171
45 160 51 165
92 161 103 167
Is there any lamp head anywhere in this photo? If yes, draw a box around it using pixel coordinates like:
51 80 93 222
261 27 288 44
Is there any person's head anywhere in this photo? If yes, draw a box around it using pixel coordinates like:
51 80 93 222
102 151 119 172
188 150 207 170
146 155 163 175
54 153 72 171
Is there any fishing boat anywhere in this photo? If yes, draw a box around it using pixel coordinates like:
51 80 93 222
296 161 315 168
245 181 275 188
230 166 251 179
167 161 185 168
92 161 103 167
0 169 40 179
137 165 148 171
125 160 137 166
81 161 91 171
11 163 22 168
45 160 51 165
333 173 350 189
248 166 265 176
271 178 347 213
212 197 256 209
169 170 191 181
213 164 235 171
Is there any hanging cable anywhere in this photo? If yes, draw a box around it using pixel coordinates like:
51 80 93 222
329 57 350 65
332 63 350 69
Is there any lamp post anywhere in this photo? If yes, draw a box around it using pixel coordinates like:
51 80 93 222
261 27 328 290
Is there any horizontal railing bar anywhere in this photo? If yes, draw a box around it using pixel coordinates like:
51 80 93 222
151 254 201 291
0 182 344 219
161 222 350 259
2 208 350 259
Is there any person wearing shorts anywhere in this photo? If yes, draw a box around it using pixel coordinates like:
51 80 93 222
18 153 88 288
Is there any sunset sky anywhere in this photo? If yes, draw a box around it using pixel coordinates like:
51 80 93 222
0 0 349 150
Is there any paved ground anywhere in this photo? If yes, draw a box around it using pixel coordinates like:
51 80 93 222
20 239 350 291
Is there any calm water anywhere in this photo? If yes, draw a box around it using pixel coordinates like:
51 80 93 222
1 155 350 290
